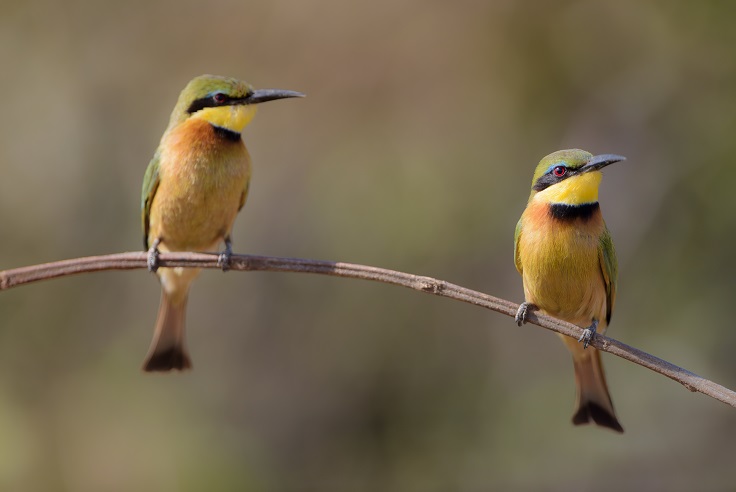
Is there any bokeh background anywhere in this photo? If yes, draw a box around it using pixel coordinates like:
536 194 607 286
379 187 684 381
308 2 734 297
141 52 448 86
1 0 735 490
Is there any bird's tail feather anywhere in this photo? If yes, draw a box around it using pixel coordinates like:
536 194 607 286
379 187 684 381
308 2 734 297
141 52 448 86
143 290 192 372
566 341 623 433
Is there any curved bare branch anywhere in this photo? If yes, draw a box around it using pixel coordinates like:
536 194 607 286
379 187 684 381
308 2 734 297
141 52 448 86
1 251 733 408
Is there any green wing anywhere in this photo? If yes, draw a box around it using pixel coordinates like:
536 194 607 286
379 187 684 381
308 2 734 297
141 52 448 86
238 179 249 212
598 226 618 325
513 218 524 274
141 152 161 250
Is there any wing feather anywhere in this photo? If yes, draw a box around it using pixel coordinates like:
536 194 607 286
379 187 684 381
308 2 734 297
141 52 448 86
141 153 161 250
513 218 524 274
598 226 618 325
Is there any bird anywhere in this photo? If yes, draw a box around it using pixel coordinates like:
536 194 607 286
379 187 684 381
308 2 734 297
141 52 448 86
141 74 303 372
513 149 625 432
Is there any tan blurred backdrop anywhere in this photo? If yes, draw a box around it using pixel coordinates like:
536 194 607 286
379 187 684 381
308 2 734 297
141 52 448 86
1 0 735 490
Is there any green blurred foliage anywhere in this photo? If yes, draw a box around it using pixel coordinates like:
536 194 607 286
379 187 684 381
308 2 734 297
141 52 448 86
1 0 735 490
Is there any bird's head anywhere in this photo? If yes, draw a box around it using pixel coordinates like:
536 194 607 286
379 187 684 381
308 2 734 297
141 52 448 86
528 149 625 205
168 74 304 133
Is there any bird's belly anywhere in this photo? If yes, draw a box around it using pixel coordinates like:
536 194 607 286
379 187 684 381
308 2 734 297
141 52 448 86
521 233 606 326
150 154 250 252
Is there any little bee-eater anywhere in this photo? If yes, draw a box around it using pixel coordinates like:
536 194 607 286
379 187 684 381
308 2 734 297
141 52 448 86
141 74 303 372
514 149 625 432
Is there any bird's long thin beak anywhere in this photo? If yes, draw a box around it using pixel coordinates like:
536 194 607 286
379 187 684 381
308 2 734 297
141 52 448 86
581 154 626 173
244 89 305 105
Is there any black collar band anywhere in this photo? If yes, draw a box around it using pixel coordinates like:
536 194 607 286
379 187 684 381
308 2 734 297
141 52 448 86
211 124 241 142
549 202 600 221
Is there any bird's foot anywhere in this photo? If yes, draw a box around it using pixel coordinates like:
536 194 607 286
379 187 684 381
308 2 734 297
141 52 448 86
147 238 161 273
578 319 599 349
515 302 535 327
217 238 233 272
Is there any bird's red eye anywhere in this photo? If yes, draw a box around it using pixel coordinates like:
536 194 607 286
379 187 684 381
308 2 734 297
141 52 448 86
553 165 567 177
213 93 227 103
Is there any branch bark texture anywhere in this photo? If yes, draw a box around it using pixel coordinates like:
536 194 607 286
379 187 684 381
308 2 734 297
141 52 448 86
1 251 734 409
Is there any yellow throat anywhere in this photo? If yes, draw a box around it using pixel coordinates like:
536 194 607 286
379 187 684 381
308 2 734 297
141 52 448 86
194 104 258 133
533 171 602 205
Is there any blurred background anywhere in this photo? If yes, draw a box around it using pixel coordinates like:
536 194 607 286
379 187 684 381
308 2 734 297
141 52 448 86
1 0 735 490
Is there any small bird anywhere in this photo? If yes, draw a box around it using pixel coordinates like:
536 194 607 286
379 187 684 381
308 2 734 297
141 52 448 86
514 149 624 432
141 74 303 371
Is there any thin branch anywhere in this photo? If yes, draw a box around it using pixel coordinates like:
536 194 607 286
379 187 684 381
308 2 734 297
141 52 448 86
1 251 734 408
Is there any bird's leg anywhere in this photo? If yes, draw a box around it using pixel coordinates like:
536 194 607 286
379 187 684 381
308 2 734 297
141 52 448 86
218 236 233 272
578 319 599 349
515 302 535 327
147 238 162 273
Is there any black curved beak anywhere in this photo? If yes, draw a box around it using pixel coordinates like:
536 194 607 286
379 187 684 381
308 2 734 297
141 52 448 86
243 89 305 105
580 154 626 173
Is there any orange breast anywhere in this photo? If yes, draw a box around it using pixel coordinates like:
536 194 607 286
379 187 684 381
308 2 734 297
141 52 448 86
517 200 608 327
148 118 251 252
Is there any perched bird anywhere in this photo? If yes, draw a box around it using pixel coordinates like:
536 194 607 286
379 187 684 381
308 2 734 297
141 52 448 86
514 149 625 432
141 74 303 372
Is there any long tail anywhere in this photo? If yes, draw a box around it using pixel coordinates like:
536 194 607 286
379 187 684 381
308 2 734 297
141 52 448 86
143 289 192 372
562 337 623 433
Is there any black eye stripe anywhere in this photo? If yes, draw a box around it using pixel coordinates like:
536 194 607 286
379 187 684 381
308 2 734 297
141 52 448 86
186 97 215 114
532 165 579 191
186 93 248 114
